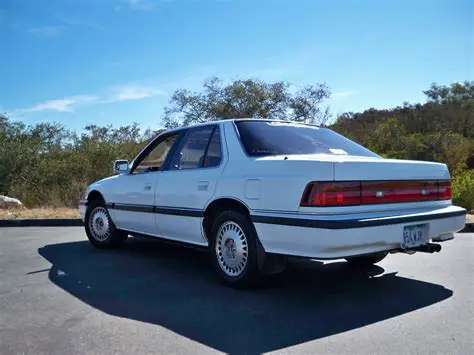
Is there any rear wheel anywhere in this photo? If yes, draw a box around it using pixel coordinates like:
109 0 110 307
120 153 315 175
85 200 127 248
210 211 260 288
345 252 388 267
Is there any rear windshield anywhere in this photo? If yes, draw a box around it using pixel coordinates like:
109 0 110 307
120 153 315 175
235 121 380 158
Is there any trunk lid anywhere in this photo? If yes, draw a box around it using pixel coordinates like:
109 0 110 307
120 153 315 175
265 154 450 181
332 156 450 181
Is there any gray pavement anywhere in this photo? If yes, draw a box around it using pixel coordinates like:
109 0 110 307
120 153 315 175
0 227 473 354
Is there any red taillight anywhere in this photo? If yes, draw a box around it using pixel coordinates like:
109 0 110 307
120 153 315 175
438 180 452 200
301 182 361 207
301 180 452 207
361 181 438 204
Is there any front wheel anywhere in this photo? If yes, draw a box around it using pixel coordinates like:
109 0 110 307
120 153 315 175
210 211 260 288
84 201 127 248
345 252 388 267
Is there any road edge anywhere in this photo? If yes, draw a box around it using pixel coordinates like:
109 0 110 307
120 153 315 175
459 222 474 233
0 219 83 227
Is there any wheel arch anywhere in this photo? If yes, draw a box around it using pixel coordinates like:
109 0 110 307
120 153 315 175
203 197 250 241
86 190 105 203
203 197 250 231
202 197 285 273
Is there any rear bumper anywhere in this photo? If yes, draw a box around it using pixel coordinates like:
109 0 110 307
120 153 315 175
251 205 466 259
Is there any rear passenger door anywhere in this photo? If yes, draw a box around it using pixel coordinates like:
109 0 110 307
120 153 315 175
154 124 225 245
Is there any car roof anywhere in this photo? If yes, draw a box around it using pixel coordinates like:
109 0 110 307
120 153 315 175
165 118 321 133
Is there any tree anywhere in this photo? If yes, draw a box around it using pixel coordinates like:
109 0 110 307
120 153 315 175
0 114 156 207
2 81 473 210
162 76 331 128
331 81 474 172
422 81 474 137
369 118 410 159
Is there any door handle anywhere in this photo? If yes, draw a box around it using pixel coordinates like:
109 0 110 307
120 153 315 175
197 181 209 191
144 184 152 191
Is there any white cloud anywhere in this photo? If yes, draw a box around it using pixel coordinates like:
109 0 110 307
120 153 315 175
107 85 166 102
332 90 359 99
28 95 98 112
26 26 62 37
22 84 165 114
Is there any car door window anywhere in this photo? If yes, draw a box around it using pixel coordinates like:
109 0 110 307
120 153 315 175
133 134 179 174
169 126 216 170
202 127 222 168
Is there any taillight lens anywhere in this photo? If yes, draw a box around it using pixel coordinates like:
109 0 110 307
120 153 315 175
301 180 452 207
361 181 438 204
301 182 361 207
438 180 452 200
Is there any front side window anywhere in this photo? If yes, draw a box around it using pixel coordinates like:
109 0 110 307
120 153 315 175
133 134 179 173
169 125 219 170
235 120 380 158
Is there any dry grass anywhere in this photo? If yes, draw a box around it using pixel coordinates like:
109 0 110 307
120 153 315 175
0 208 80 220
466 214 474 224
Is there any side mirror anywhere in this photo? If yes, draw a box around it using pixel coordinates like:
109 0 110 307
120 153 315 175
113 160 129 174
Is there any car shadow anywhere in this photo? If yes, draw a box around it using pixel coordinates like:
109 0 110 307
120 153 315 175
38 237 452 354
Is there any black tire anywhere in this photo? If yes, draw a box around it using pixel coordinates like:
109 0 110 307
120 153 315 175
209 210 260 289
84 200 127 248
345 252 388 267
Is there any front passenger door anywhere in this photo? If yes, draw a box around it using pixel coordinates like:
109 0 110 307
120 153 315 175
112 132 181 235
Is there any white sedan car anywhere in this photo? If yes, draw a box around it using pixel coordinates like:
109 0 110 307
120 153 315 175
79 119 466 287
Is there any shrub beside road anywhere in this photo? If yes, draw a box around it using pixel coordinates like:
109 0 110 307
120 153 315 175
0 80 473 211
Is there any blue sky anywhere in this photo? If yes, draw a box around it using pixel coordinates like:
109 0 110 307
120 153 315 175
1 0 472 131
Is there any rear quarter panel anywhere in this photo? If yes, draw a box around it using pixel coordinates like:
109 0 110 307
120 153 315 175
214 159 334 212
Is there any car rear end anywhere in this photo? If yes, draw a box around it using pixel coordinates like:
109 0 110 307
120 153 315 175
233 120 467 259
252 167 465 259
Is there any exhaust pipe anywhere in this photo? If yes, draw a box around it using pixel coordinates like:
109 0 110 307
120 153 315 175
411 243 442 253
397 242 442 254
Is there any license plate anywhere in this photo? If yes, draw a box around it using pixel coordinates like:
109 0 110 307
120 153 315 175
402 224 426 249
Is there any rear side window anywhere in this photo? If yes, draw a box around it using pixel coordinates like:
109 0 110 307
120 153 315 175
202 127 222 168
169 125 221 170
235 121 380 158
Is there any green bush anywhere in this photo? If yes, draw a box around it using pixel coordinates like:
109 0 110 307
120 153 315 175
2 80 474 209
452 168 474 212
0 116 153 208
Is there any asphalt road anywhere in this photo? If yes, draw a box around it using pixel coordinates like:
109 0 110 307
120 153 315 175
0 228 473 355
